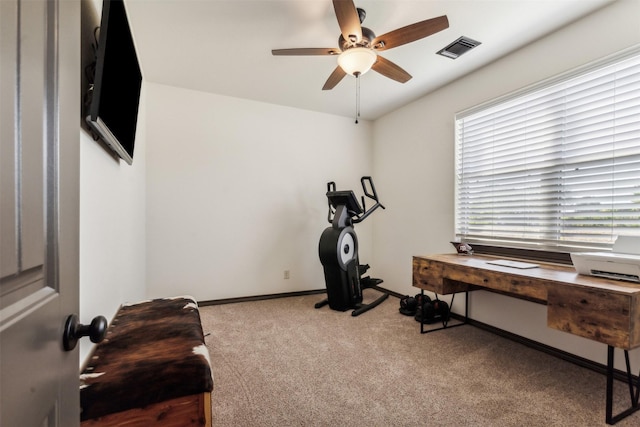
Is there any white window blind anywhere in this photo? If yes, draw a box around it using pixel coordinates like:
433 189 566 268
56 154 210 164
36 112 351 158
455 49 640 251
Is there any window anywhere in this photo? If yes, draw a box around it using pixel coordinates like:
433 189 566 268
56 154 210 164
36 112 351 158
455 48 640 252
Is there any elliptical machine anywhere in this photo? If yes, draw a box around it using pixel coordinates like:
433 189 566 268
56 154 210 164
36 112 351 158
315 176 389 316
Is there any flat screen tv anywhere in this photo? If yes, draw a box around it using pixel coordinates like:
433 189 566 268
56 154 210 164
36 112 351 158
86 0 142 165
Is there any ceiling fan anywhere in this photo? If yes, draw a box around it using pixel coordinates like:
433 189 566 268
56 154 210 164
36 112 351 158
272 0 449 90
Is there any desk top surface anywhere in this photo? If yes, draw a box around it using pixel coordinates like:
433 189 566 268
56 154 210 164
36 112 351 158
414 253 640 296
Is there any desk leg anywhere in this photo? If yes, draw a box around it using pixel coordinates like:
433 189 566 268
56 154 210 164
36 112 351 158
605 345 640 425
419 291 468 334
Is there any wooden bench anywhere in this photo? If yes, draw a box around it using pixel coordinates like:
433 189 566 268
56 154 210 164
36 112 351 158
80 296 214 426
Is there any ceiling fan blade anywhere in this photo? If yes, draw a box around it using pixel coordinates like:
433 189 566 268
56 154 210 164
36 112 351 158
322 66 347 90
272 48 340 56
372 15 449 51
332 0 362 44
372 56 412 83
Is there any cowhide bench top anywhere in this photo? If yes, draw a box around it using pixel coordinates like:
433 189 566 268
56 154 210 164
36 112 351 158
80 296 214 422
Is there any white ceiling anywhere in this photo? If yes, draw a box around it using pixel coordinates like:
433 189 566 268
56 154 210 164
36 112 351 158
125 0 614 121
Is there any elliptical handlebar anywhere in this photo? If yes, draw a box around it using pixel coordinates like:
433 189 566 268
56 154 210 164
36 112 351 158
352 176 384 224
326 181 337 224
325 176 385 225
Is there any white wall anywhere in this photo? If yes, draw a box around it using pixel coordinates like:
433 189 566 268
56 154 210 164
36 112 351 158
78 96 147 363
145 83 373 301
372 0 640 366
78 0 147 364
79 83 147 367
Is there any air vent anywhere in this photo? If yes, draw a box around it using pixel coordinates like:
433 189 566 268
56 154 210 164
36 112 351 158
437 36 481 59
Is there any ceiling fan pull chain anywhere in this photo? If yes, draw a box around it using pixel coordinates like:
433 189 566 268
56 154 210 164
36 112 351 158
355 73 360 124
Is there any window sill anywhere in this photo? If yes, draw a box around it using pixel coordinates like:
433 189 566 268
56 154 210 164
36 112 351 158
469 244 573 265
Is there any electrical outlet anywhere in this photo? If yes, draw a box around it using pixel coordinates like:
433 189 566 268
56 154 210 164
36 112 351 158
284 270 290 279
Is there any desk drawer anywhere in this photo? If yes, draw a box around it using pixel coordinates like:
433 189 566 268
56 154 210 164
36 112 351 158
413 257 469 294
547 286 638 349
441 265 548 303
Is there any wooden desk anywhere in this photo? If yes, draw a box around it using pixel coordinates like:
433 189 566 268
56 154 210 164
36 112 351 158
412 253 640 424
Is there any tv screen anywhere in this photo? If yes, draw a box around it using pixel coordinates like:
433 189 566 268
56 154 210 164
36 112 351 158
86 0 142 165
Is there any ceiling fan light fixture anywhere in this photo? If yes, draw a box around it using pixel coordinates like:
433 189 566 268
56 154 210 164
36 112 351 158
337 47 377 76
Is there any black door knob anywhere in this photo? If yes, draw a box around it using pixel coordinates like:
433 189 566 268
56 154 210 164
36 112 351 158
62 314 107 351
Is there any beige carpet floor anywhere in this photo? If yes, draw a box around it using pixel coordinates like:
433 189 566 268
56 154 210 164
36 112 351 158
200 290 639 426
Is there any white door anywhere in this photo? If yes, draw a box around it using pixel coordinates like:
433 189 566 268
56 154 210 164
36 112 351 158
1 0 80 425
